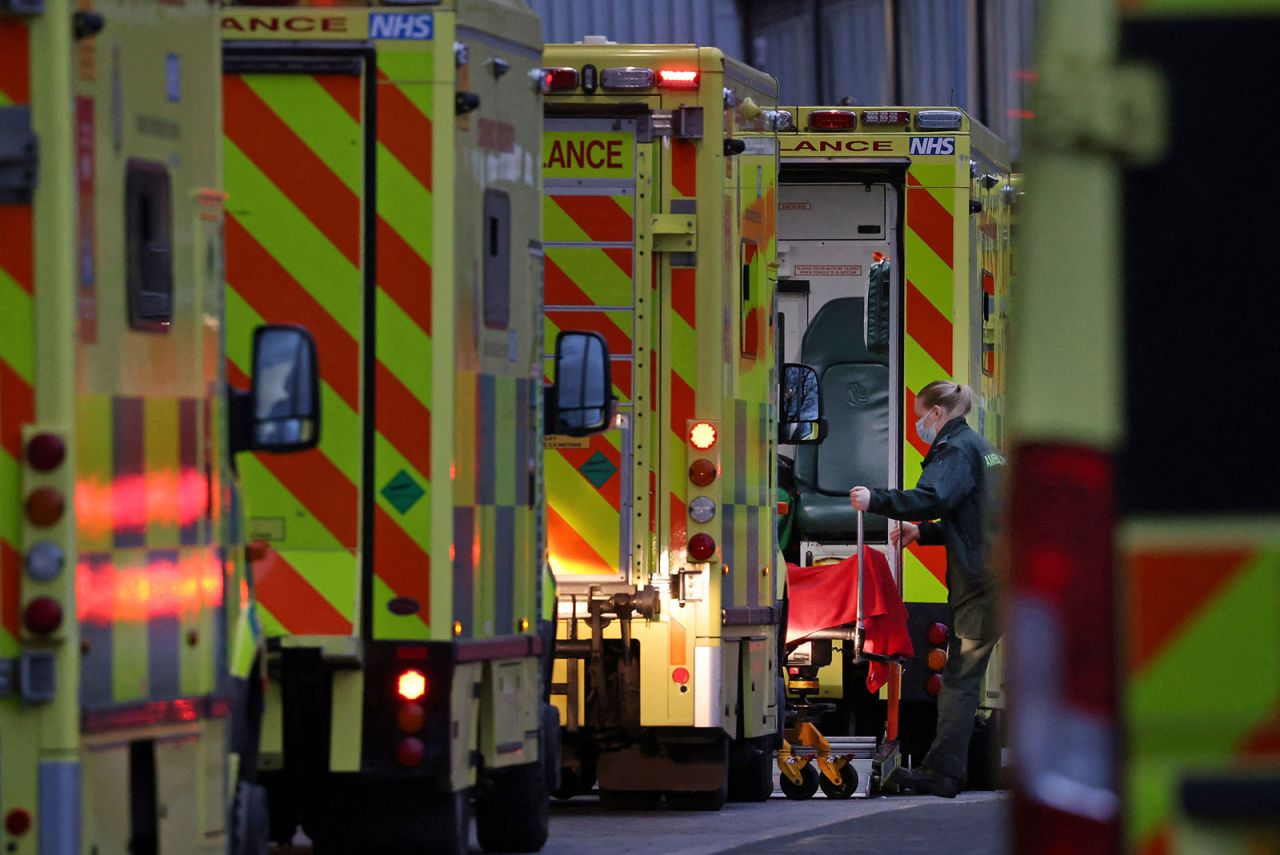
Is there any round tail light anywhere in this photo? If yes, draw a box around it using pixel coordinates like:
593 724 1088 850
687 533 716 562
689 458 717 487
24 597 63 635
926 648 948 671
396 737 425 768
689 422 717 450
4 808 31 836
397 670 427 701
26 434 66 472
924 674 942 696
925 622 949 647
671 667 690 685
397 702 426 734
25 487 65 527
688 496 716 524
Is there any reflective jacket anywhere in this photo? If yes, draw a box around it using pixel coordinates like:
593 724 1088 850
867 417 1005 640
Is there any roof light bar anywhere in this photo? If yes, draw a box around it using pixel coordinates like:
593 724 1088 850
601 66 654 90
915 109 963 131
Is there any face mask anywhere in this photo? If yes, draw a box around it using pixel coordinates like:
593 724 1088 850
916 410 938 445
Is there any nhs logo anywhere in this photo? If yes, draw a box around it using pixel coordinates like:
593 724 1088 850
369 13 434 40
909 136 955 156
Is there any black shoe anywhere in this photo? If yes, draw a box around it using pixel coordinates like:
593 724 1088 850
889 766 961 798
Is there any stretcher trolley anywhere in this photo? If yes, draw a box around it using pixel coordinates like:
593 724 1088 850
776 512 912 799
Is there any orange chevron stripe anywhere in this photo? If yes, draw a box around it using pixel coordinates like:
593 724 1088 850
375 218 433 334
904 388 931 459
228 361 359 547
906 542 947 587
373 507 430 620
547 504 614 575
1240 708 1280 756
254 547 353 634
1130 548 1253 671
672 267 696 328
226 215 362 412
670 370 695 439
375 69 432 192
546 309 631 357
672 139 696 197
223 74 361 266
603 248 633 277
1 541 19 640
0 20 29 102
0 362 32 460
375 362 431 477
906 279 953 374
555 436 623 512
906 173 954 268
317 73 361 123
0 206 33 294
551 195 633 243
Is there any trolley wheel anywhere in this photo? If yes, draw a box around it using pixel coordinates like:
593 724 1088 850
779 764 820 800
818 765 858 799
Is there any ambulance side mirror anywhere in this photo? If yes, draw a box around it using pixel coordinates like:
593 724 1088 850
548 331 613 437
779 363 826 444
229 324 321 455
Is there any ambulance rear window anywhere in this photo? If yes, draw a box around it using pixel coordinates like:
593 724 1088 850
482 189 511 329
125 159 174 333
1117 16 1280 514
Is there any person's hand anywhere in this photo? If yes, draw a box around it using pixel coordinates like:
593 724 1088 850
849 486 871 511
891 521 920 548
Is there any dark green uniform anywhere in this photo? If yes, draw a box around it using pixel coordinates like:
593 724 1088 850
867 416 1005 783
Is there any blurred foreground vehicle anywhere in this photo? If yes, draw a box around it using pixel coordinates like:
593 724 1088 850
1009 1 1280 852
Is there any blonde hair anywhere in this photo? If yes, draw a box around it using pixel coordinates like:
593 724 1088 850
918 380 974 418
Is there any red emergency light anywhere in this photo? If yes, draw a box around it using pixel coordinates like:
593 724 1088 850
808 110 856 131
541 67 578 93
688 533 717 562
397 669 427 701
657 69 699 89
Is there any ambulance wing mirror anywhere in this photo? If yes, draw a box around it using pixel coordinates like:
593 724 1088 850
549 331 613 437
229 325 321 455
779 363 826 444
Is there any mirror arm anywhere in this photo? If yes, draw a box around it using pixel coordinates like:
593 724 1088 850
228 386 254 455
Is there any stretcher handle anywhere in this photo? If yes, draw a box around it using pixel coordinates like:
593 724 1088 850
854 510 865 661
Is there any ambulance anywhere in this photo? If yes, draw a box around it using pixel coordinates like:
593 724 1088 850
1009 1 1280 851
221 0 610 851
1 0 317 851
539 39 813 809
773 105 1015 785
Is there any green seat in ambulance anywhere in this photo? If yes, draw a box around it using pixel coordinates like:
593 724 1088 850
793 297 891 545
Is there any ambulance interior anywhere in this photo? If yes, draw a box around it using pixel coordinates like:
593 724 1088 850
777 173 903 580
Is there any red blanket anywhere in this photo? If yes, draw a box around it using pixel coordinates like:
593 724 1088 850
786 549 914 693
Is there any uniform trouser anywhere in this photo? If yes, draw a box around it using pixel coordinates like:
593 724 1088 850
922 633 999 782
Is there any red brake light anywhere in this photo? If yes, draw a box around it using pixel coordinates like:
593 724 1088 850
1008 442 1120 852
24 487 65 527
4 809 31 837
925 648 948 671
397 703 426 733
24 597 63 635
687 533 716 562
689 458 717 487
657 69 699 89
26 433 66 472
396 737 425 768
808 110 856 130
541 67 578 92
689 422 717 450
671 667 690 685
925 622 949 647
397 670 427 701
924 674 942 696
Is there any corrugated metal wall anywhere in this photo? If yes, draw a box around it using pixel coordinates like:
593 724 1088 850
529 0 745 55
524 0 1035 159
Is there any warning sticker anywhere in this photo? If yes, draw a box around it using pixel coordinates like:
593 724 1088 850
381 470 426 515
578 451 618 489
794 264 863 277
545 435 589 450
779 202 811 210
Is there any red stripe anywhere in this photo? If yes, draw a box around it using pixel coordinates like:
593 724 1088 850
609 360 632 401
223 74 361 267
0 361 33 460
375 70 433 192
1 541 20 640
550 195 633 243
546 310 631 358
670 370 695 439
1240 710 1280 756
254 548 353 634
904 389 931 460
669 493 687 552
554 435 623 511
547 504 615 575
373 506 431 621
1130 549 1252 671
649 471 657 535
671 267 696 328
1137 827 1170 855
376 217 433 335
0 20 30 102
315 73 361 124
225 215 361 412
906 174 954 268
906 542 947 589
375 364 431 478
603 248 633 277
672 140 696 197
0 205 34 294
906 280 953 374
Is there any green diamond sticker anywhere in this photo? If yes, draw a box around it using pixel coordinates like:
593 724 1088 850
381 470 425 515
578 451 617 489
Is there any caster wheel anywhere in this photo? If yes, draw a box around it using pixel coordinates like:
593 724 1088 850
818 765 858 799
779 764 820 800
